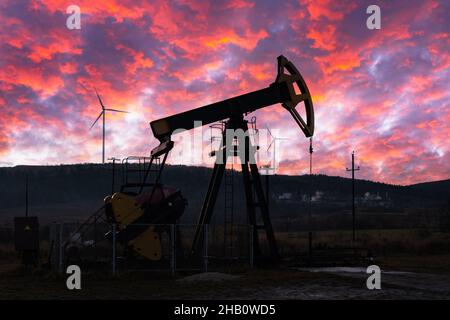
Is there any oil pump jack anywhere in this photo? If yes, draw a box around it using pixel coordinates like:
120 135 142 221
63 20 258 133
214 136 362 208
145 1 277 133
93 55 314 264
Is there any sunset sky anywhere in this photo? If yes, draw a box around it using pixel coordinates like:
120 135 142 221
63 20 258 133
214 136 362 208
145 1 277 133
0 0 448 185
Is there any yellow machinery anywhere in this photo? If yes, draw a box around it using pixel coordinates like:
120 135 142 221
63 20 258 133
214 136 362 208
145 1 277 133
104 183 186 261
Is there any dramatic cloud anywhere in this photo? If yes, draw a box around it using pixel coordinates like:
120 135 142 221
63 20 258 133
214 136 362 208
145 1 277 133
0 0 448 185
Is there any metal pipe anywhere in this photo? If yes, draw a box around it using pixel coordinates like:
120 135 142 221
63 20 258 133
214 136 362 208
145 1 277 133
308 137 313 255
249 225 254 269
59 223 63 273
170 224 176 277
112 223 116 275
203 224 208 273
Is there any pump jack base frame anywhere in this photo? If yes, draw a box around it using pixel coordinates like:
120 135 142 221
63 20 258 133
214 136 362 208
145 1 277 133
191 114 280 262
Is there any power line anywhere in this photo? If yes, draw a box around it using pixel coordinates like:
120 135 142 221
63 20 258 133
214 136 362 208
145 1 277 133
308 137 313 255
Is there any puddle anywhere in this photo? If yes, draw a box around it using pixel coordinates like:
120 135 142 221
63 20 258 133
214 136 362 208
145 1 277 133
297 267 415 275
177 272 241 283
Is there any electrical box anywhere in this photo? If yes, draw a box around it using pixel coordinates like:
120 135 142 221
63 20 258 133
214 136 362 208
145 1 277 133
14 217 39 251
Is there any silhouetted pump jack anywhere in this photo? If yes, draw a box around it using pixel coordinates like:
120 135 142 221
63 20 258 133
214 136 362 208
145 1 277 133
147 55 315 262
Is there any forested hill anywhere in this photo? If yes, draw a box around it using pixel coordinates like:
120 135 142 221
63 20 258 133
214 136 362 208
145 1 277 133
0 164 448 223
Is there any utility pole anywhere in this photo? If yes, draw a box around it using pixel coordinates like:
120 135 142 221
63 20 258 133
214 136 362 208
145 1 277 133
266 171 269 208
25 174 29 217
308 137 313 255
346 151 360 245
102 112 106 164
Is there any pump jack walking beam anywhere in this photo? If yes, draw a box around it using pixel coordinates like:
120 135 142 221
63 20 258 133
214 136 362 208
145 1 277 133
151 56 314 142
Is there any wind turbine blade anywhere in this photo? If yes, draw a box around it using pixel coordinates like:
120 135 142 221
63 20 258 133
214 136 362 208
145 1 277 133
94 88 105 110
79 82 89 92
105 108 130 113
266 125 273 138
90 112 103 129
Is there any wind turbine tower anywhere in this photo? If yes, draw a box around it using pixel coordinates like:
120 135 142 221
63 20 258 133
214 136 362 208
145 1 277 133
90 89 129 164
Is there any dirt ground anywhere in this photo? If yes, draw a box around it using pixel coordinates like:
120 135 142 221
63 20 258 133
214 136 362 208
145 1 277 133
1 256 450 300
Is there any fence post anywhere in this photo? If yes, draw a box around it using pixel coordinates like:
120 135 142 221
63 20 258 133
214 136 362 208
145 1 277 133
170 224 176 277
94 217 98 262
249 225 254 269
203 224 208 273
58 223 63 273
112 223 116 275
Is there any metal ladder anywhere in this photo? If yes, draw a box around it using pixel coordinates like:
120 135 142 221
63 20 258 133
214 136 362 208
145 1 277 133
121 156 161 191
209 122 225 245
223 149 235 258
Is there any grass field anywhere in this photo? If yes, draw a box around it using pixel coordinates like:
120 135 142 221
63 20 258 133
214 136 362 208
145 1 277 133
277 228 450 257
1 228 450 299
1 262 450 299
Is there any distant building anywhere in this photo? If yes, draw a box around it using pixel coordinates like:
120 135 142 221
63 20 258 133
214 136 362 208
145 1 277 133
278 192 292 200
311 191 324 202
361 191 393 208
299 191 324 203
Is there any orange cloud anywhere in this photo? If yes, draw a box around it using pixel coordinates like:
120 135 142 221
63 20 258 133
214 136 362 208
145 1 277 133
307 24 337 51
0 65 64 97
59 62 78 74
115 44 154 74
28 41 83 63
225 0 255 9
39 0 146 22
304 0 349 21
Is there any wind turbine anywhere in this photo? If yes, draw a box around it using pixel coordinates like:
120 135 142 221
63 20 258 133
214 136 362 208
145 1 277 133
90 89 129 164
260 127 289 209
266 126 289 173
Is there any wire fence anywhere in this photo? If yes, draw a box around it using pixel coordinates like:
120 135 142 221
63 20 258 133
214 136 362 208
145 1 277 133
2 223 449 273
48 222 255 275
